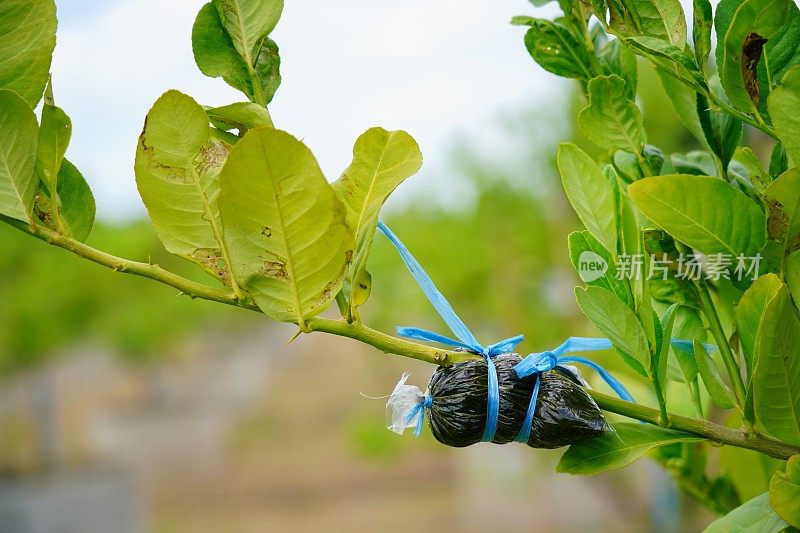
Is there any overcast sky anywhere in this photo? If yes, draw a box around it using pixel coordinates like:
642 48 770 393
52 0 567 220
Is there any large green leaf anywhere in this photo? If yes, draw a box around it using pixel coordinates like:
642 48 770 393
736 274 784 381
720 0 791 114
770 455 800 527
192 2 281 105
611 0 687 48
218 128 354 325
522 19 594 80
557 143 617 254
557 423 702 475
0 90 38 224
629 174 767 256
579 75 644 153
769 65 800 166
35 84 72 198
752 285 800 445
135 90 236 286
0 0 56 108
704 493 788 533
332 128 422 312
575 286 649 376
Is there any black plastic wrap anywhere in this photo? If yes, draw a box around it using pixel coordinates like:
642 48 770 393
427 354 607 448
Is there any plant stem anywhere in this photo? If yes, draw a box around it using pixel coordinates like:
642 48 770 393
9 217 800 459
589 390 800 460
695 278 747 407
708 92 776 138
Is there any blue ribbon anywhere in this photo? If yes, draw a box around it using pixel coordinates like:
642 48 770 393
406 393 433 437
378 221 523 442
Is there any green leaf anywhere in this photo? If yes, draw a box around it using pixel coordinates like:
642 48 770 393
213 0 282 61
656 303 678 395
0 90 38 224
705 493 788 533
753 284 800 445
788 252 800 305
765 168 800 259
598 39 638 100
557 143 617 254
523 19 593 80
719 0 791 114
629 174 767 256
332 127 422 313
52 160 95 242
35 84 72 197
613 0 688 48
624 36 707 93
693 0 713 68
671 151 717 176
734 147 771 193
657 70 708 148
0 0 56 107
557 423 702 475
192 2 281 105
770 142 789 178
568 230 632 308
575 286 649 377
737 274 784 382
579 75 644 153
694 338 737 409
697 91 742 171
218 128 354 325
770 455 800 527
206 102 273 133
769 65 800 167
135 90 237 286
756 2 800 116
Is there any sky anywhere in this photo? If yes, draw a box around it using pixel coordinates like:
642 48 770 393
51 0 568 220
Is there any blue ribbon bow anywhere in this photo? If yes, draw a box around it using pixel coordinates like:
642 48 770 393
378 221 523 442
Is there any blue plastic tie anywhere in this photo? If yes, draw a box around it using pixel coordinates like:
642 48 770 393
378 221 523 442
406 394 433 437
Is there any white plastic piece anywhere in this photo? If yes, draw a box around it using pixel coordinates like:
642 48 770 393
386 373 424 435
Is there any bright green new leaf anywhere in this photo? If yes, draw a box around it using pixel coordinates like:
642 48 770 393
35 85 72 197
770 455 800 527
206 102 273 132
575 286 649 377
135 90 237 286
704 493 788 533
693 0 713 68
579 75 644 153
720 0 791 114
753 285 800 445
193 2 281 105
523 19 594 80
769 65 800 167
557 143 617 254
332 127 422 312
0 0 56 107
0 90 38 224
736 273 784 381
568 230 632 308
218 128 354 325
629 174 767 257
694 338 737 409
557 423 702 475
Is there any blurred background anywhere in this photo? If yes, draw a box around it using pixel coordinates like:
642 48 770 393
0 0 742 531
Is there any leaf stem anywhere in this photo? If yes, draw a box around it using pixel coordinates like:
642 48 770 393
707 92 775 138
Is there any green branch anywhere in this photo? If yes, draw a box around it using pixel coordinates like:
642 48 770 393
8 218 800 459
